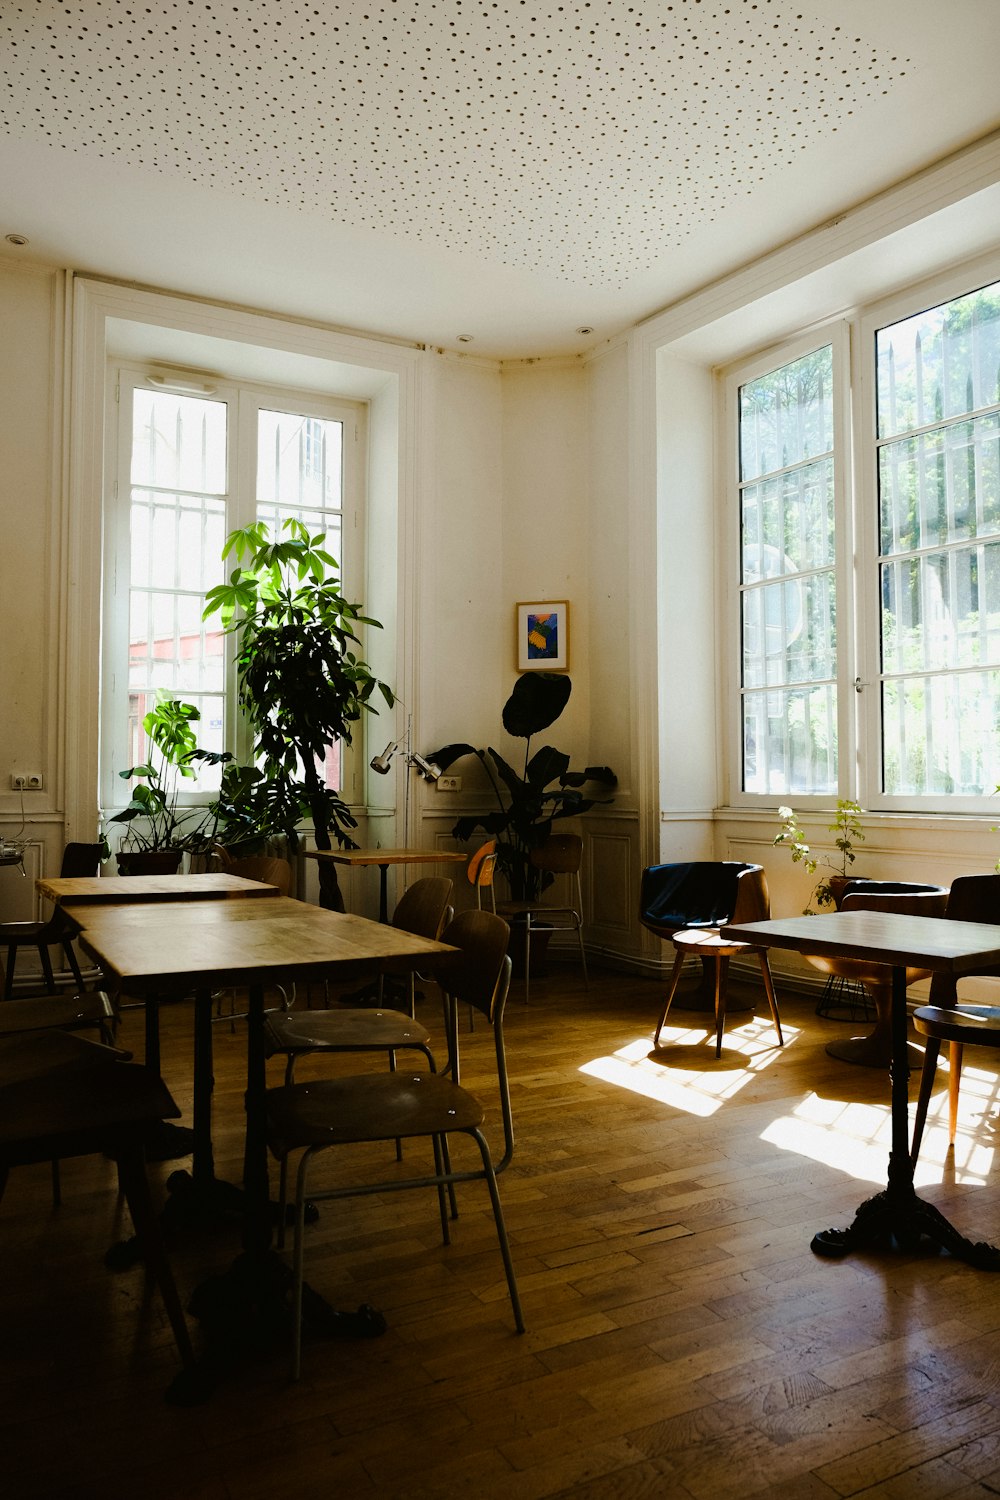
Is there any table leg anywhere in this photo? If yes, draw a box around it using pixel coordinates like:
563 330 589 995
812 965 1000 1269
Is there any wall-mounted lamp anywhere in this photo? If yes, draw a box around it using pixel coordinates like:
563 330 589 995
369 741 441 782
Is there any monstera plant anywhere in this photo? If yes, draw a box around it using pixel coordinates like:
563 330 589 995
425 673 616 902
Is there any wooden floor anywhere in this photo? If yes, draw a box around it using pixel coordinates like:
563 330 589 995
6 965 1000 1499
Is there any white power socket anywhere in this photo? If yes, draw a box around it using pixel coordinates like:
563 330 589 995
436 775 461 792
10 773 43 790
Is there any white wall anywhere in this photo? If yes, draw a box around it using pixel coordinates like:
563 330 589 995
0 264 66 917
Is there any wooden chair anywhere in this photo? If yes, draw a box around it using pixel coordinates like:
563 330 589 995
212 855 293 1026
266 909 523 1379
497 833 586 1003
0 841 105 998
0 1030 199 1394
467 840 498 911
263 876 453 1081
653 866 783 1058
0 988 121 1204
910 874 1000 1165
640 859 763 1019
810 881 949 1068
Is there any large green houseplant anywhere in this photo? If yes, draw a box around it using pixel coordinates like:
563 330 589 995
110 695 231 871
203 518 393 908
426 673 616 902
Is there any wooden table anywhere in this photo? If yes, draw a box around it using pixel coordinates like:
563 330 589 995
37 872 279 904
722 909 1000 1269
72 895 455 1381
306 846 467 921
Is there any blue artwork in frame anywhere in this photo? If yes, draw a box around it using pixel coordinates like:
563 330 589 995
516 600 569 671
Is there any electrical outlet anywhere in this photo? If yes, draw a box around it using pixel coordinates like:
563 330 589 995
10 773 43 790
436 775 461 792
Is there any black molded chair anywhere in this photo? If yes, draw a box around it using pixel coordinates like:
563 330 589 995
0 841 105 998
640 860 761 1015
652 866 783 1056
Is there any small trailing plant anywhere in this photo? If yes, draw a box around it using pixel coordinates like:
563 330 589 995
774 798 865 913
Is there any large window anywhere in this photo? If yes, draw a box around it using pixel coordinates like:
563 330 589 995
103 369 364 807
729 273 1000 811
738 343 838 796
877 284 1000 798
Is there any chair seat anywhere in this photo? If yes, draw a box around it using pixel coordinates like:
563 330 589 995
267 1071 484 1153
0 990 116 1038
0 920 48 941
265 1007 432 1056
497 900 578 920
671 929 756 958
913 1004 1000 1044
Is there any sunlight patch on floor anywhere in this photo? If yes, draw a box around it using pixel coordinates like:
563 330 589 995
762 1083 996 1187
579 1019 796 1118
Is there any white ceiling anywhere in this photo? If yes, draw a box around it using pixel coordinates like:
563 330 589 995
1 0 998 359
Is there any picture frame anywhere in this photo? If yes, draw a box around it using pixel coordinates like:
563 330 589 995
516 600 569 672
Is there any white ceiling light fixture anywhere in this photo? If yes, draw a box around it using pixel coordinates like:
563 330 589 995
4 233 28 246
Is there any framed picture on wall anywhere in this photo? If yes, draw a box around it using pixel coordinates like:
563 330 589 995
516 600 569 672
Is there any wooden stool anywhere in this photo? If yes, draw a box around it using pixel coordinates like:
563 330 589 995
654 927 783 1059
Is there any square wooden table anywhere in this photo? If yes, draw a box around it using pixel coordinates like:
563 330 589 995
73 894 455 1388
38 872 280 905
722 909 1000 1270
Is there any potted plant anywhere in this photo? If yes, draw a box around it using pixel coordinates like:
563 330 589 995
203 519 394 909
425 672 617 903
110 695 231 873
773 798 865 913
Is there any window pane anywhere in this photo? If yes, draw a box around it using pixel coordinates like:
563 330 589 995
131 389 227 493
877 278 1000 800
256 410 343 519
739 346 833 483
742 685 838 796
739 344 836 794
883 672 1000 796
877 284 1000 440
127 389 229 792
879 414 1000 554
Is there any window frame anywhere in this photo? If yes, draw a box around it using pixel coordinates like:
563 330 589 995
721 319 854 810
101 361 368 815
857 261 1000 815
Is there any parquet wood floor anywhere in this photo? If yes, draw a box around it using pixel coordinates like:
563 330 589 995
5 967 1000 1499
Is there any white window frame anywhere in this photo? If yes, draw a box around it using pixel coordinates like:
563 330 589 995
857 257 1000 815
721 320 854 809
101 362 368 814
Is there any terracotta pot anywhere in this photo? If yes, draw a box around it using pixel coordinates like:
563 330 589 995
116 849 184 876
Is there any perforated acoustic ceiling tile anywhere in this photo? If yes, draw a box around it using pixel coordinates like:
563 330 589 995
1 0 909 289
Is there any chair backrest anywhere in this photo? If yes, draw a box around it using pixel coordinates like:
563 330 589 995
59 843 106 879
731 865 771 925
842 885 948 918
227 855 292 896
944 874 1000 924
529 834 582 876
438 909 511 1026
639 861 759 935
437 909 514 1166
392 876 454 940
925 875 1000 1004
467 841 498 909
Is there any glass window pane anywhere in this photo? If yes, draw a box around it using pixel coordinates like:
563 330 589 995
879 414 1000 555
882 671 1000 796
877 283 1000 440
742 685 838 796
256 410 343 517
131 389 227 493
741 459 834 580
739 346 833 484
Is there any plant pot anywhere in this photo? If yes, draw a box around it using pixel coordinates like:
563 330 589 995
116 849 184 876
